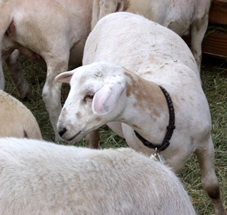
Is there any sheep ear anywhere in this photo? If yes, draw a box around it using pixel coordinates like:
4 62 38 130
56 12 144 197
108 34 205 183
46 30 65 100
92 83 125 115
55 71 75 83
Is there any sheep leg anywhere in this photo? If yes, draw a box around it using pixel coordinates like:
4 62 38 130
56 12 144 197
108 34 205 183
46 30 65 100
85 122 124 149
86 130 100 149
79 123 125 149
190 12 209 72
5 50 32 98
42 60 68 141
195 136 226 215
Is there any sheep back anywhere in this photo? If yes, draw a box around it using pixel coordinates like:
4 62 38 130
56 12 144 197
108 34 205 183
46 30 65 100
0 137 195 215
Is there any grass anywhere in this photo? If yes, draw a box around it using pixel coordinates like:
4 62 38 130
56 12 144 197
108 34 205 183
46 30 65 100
3 55 227 214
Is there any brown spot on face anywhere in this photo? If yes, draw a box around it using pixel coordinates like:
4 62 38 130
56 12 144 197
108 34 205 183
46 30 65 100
95 117 102 122
76 112 82 119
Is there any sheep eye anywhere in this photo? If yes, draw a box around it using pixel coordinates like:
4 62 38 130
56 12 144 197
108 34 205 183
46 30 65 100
84 93 94 102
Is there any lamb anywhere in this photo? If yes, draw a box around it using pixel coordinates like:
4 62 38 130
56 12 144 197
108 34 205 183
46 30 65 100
0 0 93 138
0 90 42 139
91 0 212 70
56 13 226 215
0 137 196 215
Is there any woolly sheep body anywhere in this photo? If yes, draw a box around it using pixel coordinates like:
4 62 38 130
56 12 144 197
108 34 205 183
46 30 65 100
0 137 195 214
0 90 42 139
91 0 211 69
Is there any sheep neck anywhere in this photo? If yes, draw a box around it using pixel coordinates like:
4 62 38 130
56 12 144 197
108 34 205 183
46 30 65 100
134 85 175 151
120 71 173 146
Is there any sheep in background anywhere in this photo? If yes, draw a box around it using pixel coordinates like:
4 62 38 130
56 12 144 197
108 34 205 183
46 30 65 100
0 0 210 140
0 0 93 139
0 137 196 215
56 13 226 215
0 90 42 139
91 0 211 70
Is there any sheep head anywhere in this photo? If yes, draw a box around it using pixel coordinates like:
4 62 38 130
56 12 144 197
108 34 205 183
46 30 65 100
55 61 127 142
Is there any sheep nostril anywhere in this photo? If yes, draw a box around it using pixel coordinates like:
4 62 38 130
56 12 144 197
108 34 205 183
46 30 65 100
58 127 67 137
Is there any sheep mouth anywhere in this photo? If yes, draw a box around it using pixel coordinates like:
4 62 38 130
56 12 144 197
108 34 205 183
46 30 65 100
66 131 82 142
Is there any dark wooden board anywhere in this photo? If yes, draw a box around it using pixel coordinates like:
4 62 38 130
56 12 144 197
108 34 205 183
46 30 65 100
209 0 227 25
202 0 227 58
202 31 227 58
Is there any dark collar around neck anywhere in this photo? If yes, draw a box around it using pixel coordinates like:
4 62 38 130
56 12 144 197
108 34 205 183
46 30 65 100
134 85 175 152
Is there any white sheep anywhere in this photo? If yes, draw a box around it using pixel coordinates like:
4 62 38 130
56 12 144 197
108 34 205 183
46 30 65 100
91 0 211 70
0 0 93 139
56 13 226 215
0 0 210 139
0 90 42 139
0 137 196 215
